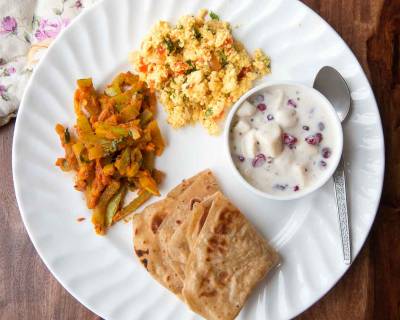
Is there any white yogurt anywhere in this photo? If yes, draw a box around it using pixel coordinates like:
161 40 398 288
229 84 341 196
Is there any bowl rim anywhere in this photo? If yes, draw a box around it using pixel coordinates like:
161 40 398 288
224 80 344 201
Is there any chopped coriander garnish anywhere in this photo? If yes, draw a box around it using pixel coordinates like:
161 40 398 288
185 69 196 75
64 128 70 143
209 11 220 20
193 27 202 40
218 51 228 67
163 38 176 53
185 60 197 75
205 108 213 117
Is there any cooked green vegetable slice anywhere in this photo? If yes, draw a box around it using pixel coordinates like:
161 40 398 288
105 186 126 227
113 191 152 223
140 109 153 127
92 180 121 234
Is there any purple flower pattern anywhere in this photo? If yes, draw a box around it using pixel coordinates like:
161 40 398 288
0 1 98 119
0 66 16 77
0 16 17 35
34 18 70 41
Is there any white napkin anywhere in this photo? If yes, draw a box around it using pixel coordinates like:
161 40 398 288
0 0 97 126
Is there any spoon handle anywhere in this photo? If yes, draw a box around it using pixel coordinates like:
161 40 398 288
333 155 351 265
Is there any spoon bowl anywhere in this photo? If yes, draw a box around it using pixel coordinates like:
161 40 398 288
313 66 351 122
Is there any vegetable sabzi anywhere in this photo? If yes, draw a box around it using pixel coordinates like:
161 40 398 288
55 72 165 235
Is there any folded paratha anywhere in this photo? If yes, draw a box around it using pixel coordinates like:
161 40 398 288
157 170 220 280
133 170 279 320
182 192 279 320
133 197 183 295
133 170 220 295
167 194 216 279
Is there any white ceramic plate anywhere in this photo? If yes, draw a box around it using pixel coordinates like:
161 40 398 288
12 0 384 319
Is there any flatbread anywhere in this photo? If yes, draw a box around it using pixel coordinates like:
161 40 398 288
133 197 183 295
158 170 220 279
133 170 279 320
182 192 279 320
133 170 220 295
166 170 204 199
167 194 216 279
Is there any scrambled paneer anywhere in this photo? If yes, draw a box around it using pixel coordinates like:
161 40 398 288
130 9 271 134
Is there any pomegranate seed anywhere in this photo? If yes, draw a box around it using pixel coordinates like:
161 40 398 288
287 99 297 108
257 103 267 111
252 154 266 167
305 133 323 145
320 160 327 168
267 114 274 121
238 155 245 162
318 122 325 131
302 125 310 131
293 185 299 192
322 147 331 159
283 133 298 148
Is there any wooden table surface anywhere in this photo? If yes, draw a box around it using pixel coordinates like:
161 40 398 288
1 0 399 319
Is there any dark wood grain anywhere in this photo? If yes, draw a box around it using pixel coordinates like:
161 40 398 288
0 1 398 319
366 1 400 319
0 122 100 320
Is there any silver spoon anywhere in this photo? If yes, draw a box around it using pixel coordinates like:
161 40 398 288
313 66 352 265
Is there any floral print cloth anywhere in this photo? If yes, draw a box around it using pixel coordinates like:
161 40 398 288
0 0 97 126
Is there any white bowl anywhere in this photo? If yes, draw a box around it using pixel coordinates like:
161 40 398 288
224 81 344 201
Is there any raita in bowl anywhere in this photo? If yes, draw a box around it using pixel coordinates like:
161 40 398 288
225 82 343 200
